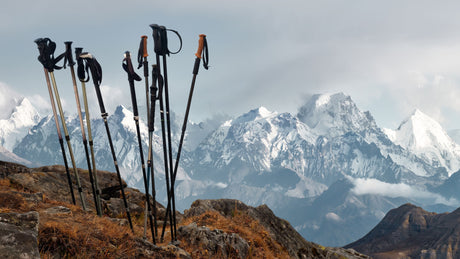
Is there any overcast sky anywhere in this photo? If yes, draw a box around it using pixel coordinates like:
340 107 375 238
2 0 460 130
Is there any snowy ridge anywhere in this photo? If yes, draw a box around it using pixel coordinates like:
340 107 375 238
0 145 33 165
384 109 460 175
0 97 41 150
7 89 460 246
297 93 377 137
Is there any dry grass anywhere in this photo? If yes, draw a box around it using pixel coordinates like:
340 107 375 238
180 209 290 258
39 213 138 258
1 171 292 258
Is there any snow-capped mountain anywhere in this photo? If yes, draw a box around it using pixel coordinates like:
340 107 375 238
384 109 460 176
13 105 191 201
0 145 33 165
0 97 41 151
6 91 460 247
297 93 377 137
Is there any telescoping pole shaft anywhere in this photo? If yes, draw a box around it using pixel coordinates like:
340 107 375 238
123 51 156 243
162 34 209 242
79 52 134 232
49 71 87 210
65 42 101 216
42 68 76 205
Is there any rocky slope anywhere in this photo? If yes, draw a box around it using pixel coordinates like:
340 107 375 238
0 160 368 258
346 203 460 258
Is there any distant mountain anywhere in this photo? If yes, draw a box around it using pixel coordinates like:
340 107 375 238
278 178 413 247
0 145 33 166
297 92 377 137
0 97 41 151
345 203 460 259
13 105 191 204
385 109 460 176
7 91 460 247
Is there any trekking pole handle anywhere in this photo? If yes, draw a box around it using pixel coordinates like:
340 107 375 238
193 34 209 74
64 41 75 66
124 51 140 117
141 36 148 57
195 34 206 59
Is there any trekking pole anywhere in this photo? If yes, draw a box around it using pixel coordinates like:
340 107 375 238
163 34 209 240
64 42 102 216
75 47 103 216
34 38 87 211
148 64 160 240
79 51 134 232
150 24 177 242
34 39 76 205
122 51 155 242
137 36 153 240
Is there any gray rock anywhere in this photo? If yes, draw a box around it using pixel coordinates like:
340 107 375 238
0 211 40 259
177 222 249 259
105 197 143 218
44 206 72 216
134 237 191 258
184 199 370 259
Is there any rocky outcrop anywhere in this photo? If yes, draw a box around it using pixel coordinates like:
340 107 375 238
346 203 460 258
0 211 40 259
184 199 369 259
0 161 368 258
178 222 249 259
0 160 31 178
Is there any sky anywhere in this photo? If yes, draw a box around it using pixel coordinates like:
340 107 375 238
2 0 460 130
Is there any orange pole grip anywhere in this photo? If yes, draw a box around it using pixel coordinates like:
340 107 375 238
195 34 206 59
141 35 148 57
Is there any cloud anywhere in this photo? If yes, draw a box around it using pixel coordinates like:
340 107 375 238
6 0 460 129
349 177 459 206
0 82 21 119
85 84 128 115
325 212 342 222
27 94 50 115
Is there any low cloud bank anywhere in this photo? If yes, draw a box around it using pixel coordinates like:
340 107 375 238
349 177 459 207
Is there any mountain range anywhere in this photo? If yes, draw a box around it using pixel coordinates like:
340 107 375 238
2 91 460 246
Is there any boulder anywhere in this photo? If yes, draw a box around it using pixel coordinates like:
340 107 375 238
177 222 249 259
0 211 40 259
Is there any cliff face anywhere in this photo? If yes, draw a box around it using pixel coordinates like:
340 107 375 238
0 160 368 258
346 203 460 258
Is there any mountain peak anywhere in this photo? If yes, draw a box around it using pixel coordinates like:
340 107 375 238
385 109 460 175
232 106 276 125
296 92 376 137
394 109 452 149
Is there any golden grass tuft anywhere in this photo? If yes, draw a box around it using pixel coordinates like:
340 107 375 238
39 212 138 258
0 190 26 212
180 210 290 258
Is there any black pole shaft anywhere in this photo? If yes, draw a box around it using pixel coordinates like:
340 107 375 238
102 113 134 231
162 56 177 241
128 79 156 243
149 65 159 239
92 80 134 231
155 54 174 242
142 57 154 241
124 51 155 242
162 58 201 242
42 68 76 205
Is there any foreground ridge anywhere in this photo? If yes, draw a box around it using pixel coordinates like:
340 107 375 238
0 160 368 258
